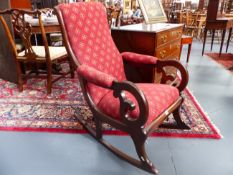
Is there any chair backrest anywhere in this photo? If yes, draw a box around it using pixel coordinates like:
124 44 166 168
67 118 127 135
57 2 126 104
106 7 122 27
0 9 51 62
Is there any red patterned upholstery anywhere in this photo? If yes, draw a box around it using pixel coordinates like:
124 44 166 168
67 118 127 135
57 3 189 173
59 2 180 125
121 52 157 64
77 64 116 88
59 2 126 104
97 84 179 125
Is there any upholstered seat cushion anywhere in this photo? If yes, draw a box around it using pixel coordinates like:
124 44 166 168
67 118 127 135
18 46 67 60
97 83 179 126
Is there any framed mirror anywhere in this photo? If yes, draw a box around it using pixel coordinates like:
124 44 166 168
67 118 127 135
138 0 167 23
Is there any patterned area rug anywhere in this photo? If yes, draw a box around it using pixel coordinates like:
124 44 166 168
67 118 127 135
0 75 221 139
205 53 233 73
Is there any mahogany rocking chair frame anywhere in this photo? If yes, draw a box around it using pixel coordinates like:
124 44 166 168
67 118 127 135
55 5 189 175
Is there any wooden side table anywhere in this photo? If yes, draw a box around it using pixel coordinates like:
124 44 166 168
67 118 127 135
202 0 233 57
180 35 193 63
202 18 233 57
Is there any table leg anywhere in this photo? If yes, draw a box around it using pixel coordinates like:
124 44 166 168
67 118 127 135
226 27 232 53
179 44 183 60
202 28 207 56
219 29 226 57
187 43 192 63
211 29 215 51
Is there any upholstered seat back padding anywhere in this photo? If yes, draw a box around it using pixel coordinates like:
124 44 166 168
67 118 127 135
59 2 126 104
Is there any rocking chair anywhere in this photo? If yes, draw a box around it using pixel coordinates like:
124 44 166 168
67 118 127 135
56 2 190 174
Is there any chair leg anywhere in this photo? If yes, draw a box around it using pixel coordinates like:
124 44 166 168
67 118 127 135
79 114 159 174
18 76 23 92
47 64 52 94
36 63 40 75
172 106 190 130
94 117 103 140
16 62 24 92
132 133 158 175
68 57 75 78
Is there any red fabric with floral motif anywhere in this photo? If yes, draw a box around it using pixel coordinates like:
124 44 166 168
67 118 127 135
121 52 157 64
97 84 179 125
77 64 116 88
59 2 126 104
58 2 180 125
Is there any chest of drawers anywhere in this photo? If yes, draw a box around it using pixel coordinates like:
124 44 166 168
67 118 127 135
111 23 183 83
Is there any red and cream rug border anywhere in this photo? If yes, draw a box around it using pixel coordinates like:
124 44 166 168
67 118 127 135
0 87 222 139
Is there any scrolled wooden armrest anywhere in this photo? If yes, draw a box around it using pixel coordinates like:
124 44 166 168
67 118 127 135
111 80 149 127
155 59 189 92
78 65 149 127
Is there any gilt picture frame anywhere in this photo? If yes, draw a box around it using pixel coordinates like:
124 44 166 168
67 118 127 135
137 0 167 24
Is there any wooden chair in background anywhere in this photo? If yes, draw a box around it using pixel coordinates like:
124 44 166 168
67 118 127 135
184 11 199 37
106 7 122 27
196 14 206 40
0 9 74 94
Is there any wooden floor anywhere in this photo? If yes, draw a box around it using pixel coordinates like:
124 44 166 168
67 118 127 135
0 40 232 175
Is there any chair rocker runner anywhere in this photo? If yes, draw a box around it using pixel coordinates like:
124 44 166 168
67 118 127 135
0 9 74 94
56 2 190 174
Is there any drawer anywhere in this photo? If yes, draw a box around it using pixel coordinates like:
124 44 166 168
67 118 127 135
170 29 182 41
156 28 183 47
155 44 171 59
167 50 180 60
155 40 181 59
170 40 181 54
156 32 170 46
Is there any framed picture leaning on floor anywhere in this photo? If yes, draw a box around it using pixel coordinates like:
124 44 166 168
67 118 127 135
138 0 167 23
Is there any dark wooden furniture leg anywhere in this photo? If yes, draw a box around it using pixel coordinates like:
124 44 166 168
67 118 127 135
179 44 183 60
202 28 207 55
187 42 192 63
226 28 232 52
172 106 190 129
219 29 226 57
211 29 215 51
47 64 52 94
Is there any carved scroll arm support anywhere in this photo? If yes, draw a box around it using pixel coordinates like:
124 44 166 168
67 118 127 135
77 64 149 128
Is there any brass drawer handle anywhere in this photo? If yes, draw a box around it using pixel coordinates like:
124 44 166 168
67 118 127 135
161 35 168 43
177 31 182 37
172 31 182 38
160 50 166 58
